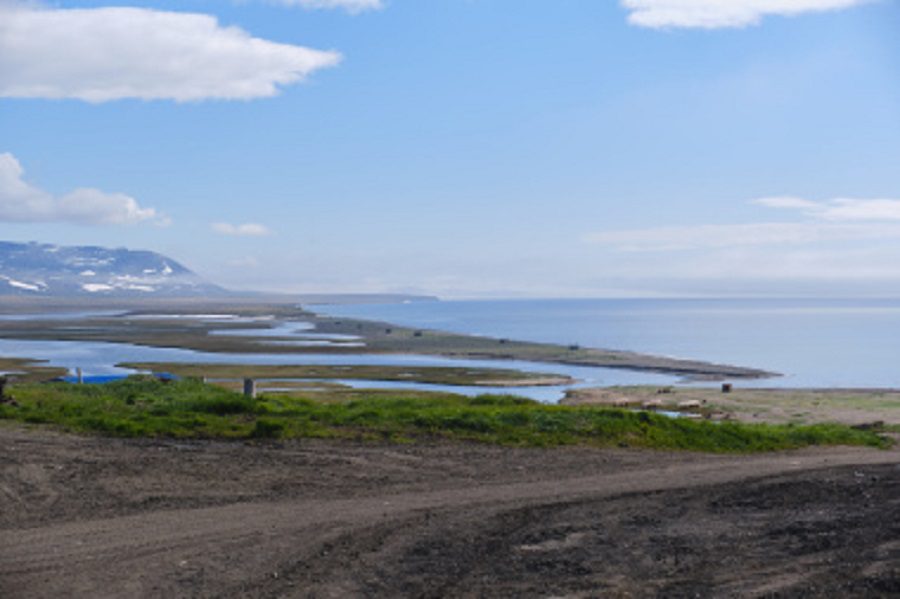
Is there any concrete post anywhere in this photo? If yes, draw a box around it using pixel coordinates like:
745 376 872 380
243 378 257 399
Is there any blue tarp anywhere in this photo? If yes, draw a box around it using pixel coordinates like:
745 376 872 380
55 373 179 384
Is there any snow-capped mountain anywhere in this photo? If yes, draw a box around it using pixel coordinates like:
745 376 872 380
0 242 226 296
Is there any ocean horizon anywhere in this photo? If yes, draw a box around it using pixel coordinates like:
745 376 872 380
317 297 900 389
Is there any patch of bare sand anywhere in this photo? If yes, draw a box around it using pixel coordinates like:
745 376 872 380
564 386 900 426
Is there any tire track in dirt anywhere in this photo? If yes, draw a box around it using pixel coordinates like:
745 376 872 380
2 445 897 597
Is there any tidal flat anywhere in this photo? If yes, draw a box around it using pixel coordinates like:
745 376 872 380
0 298 774 382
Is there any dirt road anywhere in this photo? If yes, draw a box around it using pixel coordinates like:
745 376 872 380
2 426 898 598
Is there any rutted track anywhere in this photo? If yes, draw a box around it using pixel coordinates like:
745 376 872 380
1 427 898 598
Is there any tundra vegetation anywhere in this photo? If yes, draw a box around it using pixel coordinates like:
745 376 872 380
0 376 887 452
0 358 68 383
119 362 573 387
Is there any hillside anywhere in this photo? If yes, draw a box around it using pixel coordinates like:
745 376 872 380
0 241 226 297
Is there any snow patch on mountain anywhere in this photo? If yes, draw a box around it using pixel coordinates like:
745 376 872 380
0 241 226 297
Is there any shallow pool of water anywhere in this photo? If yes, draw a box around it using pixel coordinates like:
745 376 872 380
0 335 677 402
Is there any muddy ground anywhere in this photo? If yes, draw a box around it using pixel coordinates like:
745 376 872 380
2 425 899 598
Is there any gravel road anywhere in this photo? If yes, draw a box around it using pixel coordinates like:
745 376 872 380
2 426 898 598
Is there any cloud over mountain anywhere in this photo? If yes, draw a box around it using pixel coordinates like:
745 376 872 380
0 153 165 226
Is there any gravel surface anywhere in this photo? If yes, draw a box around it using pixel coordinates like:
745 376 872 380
1 425 898 598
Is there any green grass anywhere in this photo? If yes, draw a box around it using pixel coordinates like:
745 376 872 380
0 376 889 452
117 362 572 387
0 357 68 383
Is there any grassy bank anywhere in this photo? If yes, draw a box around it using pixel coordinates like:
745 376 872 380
0 377 888 452
120 362 573 387
0 358 68 383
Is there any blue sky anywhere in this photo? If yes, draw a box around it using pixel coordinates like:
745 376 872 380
1 0 899 297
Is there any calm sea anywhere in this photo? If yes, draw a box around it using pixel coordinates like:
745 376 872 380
317 298 900 389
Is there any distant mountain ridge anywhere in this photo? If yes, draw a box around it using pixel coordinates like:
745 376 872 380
0 241 226 297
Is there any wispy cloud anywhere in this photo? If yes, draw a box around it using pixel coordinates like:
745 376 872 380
585 222 900 251
0 3 341 102
755 196 900 221
266 0 384 13
212 222 272 237
621 0 872 29
586 196 900 251
226 257 261 268
0 152 166 226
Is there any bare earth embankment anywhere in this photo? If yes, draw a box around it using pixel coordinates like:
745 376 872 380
564 387 900 427
2 425 898 598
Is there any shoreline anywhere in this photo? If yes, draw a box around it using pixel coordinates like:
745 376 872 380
0 299 778 383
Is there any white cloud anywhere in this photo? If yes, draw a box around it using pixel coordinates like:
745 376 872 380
755 196 900 221
586 195 900 251
0 152 165 226
212 222 272 237
267 0 384 13
621 0 872 29
753 196 821 210
0 3 341 102
579 194 900 294
584 222 900 251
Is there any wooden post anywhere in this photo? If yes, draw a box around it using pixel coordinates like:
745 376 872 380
76 368 83 385
243 378 257 399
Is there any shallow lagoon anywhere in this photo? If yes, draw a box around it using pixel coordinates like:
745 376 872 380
0 336 678 402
